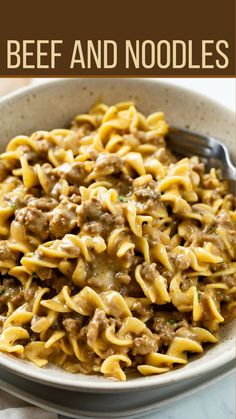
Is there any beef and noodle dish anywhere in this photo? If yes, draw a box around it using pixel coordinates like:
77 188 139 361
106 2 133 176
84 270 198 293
0 102 235 380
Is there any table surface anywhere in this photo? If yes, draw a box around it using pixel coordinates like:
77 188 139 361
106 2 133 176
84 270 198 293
0 78 235 419
145 372 235 419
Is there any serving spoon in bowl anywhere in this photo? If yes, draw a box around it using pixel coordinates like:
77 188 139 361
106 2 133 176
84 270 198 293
166 127 236 194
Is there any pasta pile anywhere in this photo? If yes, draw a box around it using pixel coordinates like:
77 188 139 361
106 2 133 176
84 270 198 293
0 102 235 381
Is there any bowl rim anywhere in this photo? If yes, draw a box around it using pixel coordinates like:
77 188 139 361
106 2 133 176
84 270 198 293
0 342 235 392
0 77 235 392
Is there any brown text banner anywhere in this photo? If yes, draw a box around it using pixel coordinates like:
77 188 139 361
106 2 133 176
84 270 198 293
0 0 235 76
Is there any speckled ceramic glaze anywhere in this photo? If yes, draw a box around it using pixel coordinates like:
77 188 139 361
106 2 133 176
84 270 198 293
0 79 235 397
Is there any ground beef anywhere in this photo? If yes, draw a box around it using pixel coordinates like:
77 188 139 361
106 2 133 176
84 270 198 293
24 284 39 302
4 191 26 209
132 334 159 356
132 129 164 145
120 276 145 298
93 153 123 176
134 188 161 212
145 199 162 212
143 225 160 246
134 189 160 201
141 262 158 283
44 272 70 293
152 316 191 347
86 309 108 346
26 272 69 298
78 197 103 225
0 241 13 261
27 196 58 212
82 221 103 235
36 138 51 155
128 300 154 321
180 277 196 292
99 212 114 225
222 275 236 288
0 278 22 309
78 196 124 236
11 290 24 306
58 241 81 258
15 207 49 240
87 270 116 292
49 199 78 239
98 212 124 237
0 241 18 267
63 317 83 337
117 173 133 195
152 317 176 346
115 272 131 285
55 162 87 185
211 262 228 273
217 210 234 229
100 212 124 235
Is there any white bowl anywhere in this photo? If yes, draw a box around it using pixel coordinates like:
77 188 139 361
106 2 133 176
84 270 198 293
0 79 235 394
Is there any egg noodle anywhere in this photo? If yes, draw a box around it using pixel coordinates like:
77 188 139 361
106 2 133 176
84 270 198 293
0 102 235 381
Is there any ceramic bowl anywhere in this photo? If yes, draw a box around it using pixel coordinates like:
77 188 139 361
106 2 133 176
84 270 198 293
0 78 235 394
